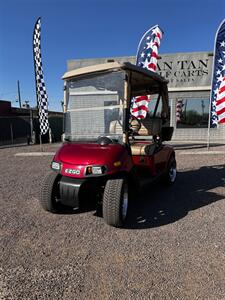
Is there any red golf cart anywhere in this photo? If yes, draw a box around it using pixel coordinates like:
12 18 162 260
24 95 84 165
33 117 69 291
40 61 176 227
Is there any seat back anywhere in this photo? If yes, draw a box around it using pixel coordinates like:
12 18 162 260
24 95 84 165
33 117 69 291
139 117 162 136
109 120 123 134
109 117 162 136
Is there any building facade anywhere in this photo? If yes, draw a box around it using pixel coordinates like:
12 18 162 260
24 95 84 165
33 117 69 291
67 52 225 143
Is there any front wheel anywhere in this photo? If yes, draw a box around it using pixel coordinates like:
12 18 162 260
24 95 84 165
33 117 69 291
103 178 128 227
40 171 62 213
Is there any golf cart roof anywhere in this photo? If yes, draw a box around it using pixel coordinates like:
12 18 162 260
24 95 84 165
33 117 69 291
62 61 168 96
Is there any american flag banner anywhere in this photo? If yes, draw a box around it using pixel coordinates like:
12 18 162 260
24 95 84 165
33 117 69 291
33 17 49 135
131 95 150 119
131 25 163 119
136 25 163 72
176 99 183 122
210 19 225 126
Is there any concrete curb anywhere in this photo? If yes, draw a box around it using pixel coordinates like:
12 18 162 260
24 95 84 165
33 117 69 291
177 151 225 155
15 152 55 157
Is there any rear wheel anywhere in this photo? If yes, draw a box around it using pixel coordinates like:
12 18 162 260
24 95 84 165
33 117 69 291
163 156 177 185
103 178 128 227
40 171 62 212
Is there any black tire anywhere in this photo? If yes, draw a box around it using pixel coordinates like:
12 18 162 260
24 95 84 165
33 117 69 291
40 171 61 212
103 178 128 227
163 156 177 185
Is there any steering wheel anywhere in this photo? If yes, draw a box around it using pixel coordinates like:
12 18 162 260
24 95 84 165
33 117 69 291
97 136 115 145
129 116 142 134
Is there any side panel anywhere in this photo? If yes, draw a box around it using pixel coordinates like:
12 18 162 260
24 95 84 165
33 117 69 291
132 155 156 176
154 145 175 173
131 144 175 176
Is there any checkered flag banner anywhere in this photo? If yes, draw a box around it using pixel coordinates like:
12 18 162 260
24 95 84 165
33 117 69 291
33 17 49 135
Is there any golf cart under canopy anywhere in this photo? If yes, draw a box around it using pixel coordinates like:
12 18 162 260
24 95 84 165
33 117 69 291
39 61 176 228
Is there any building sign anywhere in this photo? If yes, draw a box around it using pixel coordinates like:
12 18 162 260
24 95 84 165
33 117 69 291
68 51 213 89
157 52 213 88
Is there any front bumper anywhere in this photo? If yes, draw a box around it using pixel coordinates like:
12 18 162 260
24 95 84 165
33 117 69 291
59 176 83 208
59 176 106 208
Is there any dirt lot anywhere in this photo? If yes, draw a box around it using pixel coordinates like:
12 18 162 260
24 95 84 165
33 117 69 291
0 143 225 300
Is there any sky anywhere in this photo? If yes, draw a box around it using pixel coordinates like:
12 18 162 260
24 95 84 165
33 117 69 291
0 0 225 111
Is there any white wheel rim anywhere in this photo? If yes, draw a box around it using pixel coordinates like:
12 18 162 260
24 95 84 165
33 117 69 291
169 164 177 182
122 184 128 220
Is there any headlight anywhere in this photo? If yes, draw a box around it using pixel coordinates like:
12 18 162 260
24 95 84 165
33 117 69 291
92 166 104 175
86 165 107 176
51 161 61 171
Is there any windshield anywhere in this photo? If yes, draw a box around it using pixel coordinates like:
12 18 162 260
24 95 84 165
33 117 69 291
64 71 125 142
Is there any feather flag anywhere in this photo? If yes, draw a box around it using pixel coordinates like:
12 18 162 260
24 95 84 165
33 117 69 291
33 17 49 135
131 95 150 119
136 25 163 72
131 25 163 119
216 78 225 123
210 19 225 126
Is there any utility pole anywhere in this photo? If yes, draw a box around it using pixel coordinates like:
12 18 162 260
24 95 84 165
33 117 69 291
17 80 22 108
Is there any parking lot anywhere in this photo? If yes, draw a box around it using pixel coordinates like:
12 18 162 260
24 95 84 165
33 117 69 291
0 143 225 300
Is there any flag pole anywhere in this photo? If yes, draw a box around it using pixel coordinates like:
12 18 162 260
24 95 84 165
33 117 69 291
207 49 216 150
39 134 43 152
207 94 212 150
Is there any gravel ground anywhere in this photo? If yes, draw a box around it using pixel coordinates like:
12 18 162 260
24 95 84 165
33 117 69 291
0 142 225 300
